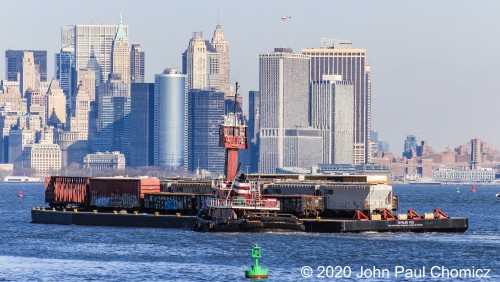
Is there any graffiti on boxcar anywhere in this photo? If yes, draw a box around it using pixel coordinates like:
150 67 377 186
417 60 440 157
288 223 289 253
165 199 178 210
92 196 110 207
90 193 139 208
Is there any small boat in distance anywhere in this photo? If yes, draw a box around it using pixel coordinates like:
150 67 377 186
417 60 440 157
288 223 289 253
4 176 42 183
496 193 499 197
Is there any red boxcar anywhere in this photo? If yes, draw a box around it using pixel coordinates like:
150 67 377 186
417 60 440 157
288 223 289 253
45 176 90 207
88 177 160 208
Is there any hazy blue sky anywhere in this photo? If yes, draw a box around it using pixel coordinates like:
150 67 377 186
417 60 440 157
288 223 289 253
2 0 500 154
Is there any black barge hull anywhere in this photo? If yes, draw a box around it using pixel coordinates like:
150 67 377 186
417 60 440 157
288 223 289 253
31 209 468 233
31 209 196 229
302 218 468 233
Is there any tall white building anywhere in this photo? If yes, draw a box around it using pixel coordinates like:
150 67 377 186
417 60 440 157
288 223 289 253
111 16 130 85
211 24 230 95
182 32 220 91
303 39 371 164
310 75 354 164
258 48 311 173
20 51 40 96
130 43 145 83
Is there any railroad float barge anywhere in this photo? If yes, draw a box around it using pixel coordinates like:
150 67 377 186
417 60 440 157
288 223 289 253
31 174 468 233
31 83 467 232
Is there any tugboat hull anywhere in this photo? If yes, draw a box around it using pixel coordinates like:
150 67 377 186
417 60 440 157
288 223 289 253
193 215 305 232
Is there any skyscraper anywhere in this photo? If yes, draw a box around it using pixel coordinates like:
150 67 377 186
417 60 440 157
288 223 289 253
130 44 145 83
187 89 225 175
154 68 187 169
248 90 260 173
403 135 418 159
111 16 130 85
258 48 310 173
211 24 230 95
302 39 371 164
470 138 481 170
70 83 91 138
182 32 220 91
45 79 67 127
20 52 40 96
76 69 97 143
130 83 154 167
5 49 47 82
310 75 354 164
93 75 131 163
67 20 129 88
55 47 75 104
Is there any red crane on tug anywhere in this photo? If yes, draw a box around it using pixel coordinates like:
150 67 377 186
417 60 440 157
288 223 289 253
219 82 247 182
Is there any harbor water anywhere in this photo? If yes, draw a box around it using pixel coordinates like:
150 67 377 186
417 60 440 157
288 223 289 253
0 183 498 281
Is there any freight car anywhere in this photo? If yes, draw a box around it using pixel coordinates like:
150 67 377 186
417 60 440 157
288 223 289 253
45 176 89 208
160 179 213 194
143 193 212 215
88 177 160 209
45 176 161 210
262 194 323 218
264 182 396 215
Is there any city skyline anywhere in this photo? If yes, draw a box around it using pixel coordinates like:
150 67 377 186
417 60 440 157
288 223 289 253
1 1 500 154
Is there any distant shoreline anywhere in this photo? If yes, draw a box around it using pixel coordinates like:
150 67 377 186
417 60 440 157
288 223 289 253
391 182 500 186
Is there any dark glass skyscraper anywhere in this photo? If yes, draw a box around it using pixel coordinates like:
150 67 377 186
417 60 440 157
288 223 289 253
130 83 154 167
187 90 225 175
55 48 75 105
248 90 260 173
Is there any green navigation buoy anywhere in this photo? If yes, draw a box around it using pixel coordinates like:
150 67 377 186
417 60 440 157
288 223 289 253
456 186 461 193
245 244 269 279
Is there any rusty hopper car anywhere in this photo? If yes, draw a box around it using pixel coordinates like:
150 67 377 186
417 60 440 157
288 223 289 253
88 177 160 209
262 194 324 218
144 193 212 214
45 176 90 207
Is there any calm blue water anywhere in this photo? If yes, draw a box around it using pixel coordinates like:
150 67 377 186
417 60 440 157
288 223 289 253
0 183 498 281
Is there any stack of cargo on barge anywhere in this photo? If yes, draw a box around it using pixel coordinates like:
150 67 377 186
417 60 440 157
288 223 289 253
32 174 468 233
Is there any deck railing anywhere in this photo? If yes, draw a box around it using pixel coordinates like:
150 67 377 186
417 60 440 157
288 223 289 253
207 198 280 210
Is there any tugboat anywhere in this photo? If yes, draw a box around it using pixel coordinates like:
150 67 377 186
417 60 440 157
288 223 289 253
193 83 304 232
